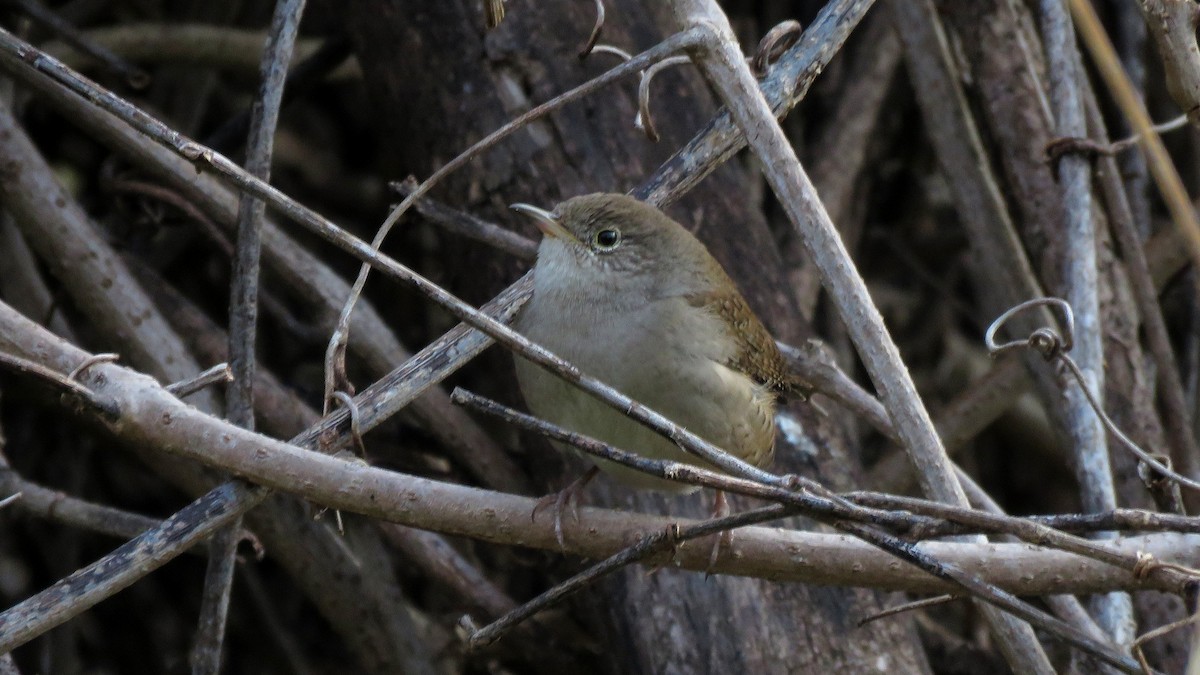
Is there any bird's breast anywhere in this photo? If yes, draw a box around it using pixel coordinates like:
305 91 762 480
514 293 777 488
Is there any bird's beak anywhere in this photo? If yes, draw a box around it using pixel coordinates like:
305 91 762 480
510 203 578 244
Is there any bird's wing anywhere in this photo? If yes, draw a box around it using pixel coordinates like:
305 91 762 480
685 289 810 400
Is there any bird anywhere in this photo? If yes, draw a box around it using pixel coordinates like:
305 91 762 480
510 193 806 546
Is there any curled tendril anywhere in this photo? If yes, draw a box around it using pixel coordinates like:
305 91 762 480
330 389 365 457
985 297 1073 358
67 352 120 382
986 297 1200 494
578 0 606 58
635 56 691 142
751 20 803 78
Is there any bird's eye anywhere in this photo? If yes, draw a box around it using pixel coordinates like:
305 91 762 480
593 228 622 250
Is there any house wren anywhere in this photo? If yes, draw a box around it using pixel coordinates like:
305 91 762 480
511 193 804 494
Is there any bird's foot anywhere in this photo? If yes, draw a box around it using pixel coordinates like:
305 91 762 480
532 466 599 550
705 490 732 577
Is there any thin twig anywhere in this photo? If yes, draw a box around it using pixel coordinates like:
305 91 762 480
390 178 538 260
8 0 148 87
447 398 1143 670
1133 610 1200 675
467 505 794 648
858 594 957 627
193 3 306 671
164 363 232 398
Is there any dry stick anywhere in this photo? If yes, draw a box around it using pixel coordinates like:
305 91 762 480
193 2 305 673
666 1 1051 673
1040 0 1131 647
8 0 148 87
1071 0 1200 272
4 308 1200 657
319 27 708 414
455 387 1200 591
1085 93 1200 485
452 392 1145 670
840 491 1199 589
885 502 1200 538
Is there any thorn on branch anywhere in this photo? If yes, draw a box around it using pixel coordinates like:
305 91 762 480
857 594 958 627
165 363 233 399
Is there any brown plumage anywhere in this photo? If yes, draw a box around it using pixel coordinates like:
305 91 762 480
513 193 800 490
